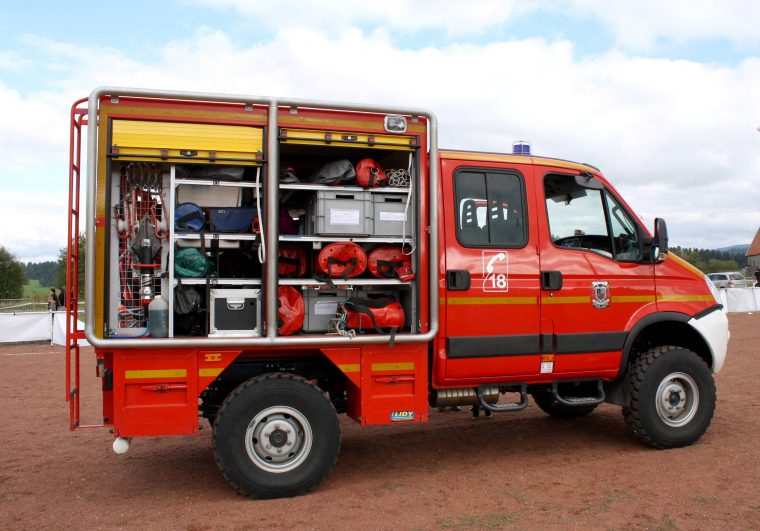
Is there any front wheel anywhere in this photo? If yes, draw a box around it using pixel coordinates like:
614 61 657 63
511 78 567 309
213 373 341 499
623 346 716 449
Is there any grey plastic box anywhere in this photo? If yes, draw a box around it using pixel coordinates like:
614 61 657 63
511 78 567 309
372 192 413 237
209 288 260 336
303 288 349 332
308 190 372 235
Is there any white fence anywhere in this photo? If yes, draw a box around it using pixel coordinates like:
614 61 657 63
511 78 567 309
0 311 89 345
718 288 760 313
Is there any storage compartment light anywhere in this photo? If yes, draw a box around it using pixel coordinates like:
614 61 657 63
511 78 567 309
384 115 407 133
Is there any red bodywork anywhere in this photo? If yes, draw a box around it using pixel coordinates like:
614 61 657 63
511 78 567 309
66 95 716 438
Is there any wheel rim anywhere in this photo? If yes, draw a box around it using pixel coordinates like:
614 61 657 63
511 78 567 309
245 406 312 473
655 372 699 427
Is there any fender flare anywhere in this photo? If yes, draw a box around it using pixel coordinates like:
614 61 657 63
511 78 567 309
616 311 690 381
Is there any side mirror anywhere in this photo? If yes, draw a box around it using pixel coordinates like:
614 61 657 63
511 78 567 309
652 218 668 262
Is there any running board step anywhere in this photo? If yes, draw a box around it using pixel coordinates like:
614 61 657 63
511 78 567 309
551 380 605 407
477 384 528 412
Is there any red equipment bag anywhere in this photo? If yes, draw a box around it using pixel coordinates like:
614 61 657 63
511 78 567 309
344 296 405 334
355 158 388 188
279 244 307 278
367 247 415 281
277 286 304 336
316 242 367 278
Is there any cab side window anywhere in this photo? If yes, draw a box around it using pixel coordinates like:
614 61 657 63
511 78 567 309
544 173 641 261
455 169 526 247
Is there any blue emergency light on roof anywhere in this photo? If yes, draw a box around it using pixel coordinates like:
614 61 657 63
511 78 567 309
513 141 530 155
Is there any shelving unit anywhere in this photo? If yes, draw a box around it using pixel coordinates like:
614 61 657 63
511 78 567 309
106 112 422 340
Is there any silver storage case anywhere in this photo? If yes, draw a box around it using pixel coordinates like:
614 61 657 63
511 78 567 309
303 288 349 332
209 288 260 336
307 190 372 235
372 192 413 237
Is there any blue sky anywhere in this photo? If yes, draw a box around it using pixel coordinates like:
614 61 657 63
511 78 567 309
1 0 759 262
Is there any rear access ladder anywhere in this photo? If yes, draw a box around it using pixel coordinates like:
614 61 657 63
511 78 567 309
65 98 103 430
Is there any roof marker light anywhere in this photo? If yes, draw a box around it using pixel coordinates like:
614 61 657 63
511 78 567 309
384 115 407 133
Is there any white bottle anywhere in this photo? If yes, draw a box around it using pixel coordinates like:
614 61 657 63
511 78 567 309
148 295 169 337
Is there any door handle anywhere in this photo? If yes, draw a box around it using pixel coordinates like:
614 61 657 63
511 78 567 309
447 270 471 291
541 271 563 291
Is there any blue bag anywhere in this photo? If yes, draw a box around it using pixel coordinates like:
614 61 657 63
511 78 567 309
208 207 257 233
175 203 205 232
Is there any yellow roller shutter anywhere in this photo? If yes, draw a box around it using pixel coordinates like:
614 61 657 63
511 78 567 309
110 120 264 165
280 128 417 151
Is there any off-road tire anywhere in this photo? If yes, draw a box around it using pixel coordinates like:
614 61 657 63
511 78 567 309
532 391 598 418
213 372 341 499
623 346 715 449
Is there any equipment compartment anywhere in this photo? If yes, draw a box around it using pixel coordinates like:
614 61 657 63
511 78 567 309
307 190 372 236
371 193 413 237
209 288 261 336
303 288 351 332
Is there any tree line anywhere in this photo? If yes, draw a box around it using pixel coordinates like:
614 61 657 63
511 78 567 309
0 235 86 299
670 246 748 274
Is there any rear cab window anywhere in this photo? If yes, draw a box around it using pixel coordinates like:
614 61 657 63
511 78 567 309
454 169 528 248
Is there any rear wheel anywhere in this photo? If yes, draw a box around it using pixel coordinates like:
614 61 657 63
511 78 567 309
213 373 341 499
623 346 715 449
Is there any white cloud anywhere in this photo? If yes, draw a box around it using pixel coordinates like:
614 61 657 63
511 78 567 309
1 24 760 262
189 0 760 50
559 0 760 51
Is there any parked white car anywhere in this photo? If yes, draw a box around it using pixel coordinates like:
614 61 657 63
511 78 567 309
707 272 753 289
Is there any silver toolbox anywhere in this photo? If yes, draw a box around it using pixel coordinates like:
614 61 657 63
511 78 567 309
372 192 413 237
307 190 372 235
303 288 349 332
209 288 260 336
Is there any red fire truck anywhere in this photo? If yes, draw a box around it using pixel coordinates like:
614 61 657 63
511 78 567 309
65 87 729 499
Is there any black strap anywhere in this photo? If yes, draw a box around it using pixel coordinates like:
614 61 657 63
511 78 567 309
176 210 204 231
376 259 404 279
327 256 357 278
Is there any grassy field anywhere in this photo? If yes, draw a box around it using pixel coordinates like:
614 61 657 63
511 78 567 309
22 279 52 300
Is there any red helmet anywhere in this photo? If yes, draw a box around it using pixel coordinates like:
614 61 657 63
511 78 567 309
277 286 304 336
355 158 387 188
316 242 367 278
367 247 415 281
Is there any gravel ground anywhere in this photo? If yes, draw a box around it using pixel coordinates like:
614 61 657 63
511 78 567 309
1 313 759 530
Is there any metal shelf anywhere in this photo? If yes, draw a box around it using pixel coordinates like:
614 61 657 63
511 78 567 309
175 178 261 188
175 233 260 242
279 235 412 244
279 278 412 287
280 183 410 194
174 278 262 286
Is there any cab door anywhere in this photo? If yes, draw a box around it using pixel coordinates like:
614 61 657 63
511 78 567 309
441 159 542 383
537 170 656 379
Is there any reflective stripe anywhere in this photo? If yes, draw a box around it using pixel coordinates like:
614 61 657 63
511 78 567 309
445 296 537 305
612 295 657 303
125 369 187 379
541 296 590 305
372 362 414 371
657 294 715 302
338 364 360 374
199 368 223 378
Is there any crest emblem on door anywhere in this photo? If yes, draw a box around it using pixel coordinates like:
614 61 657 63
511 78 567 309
591 281 610 309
